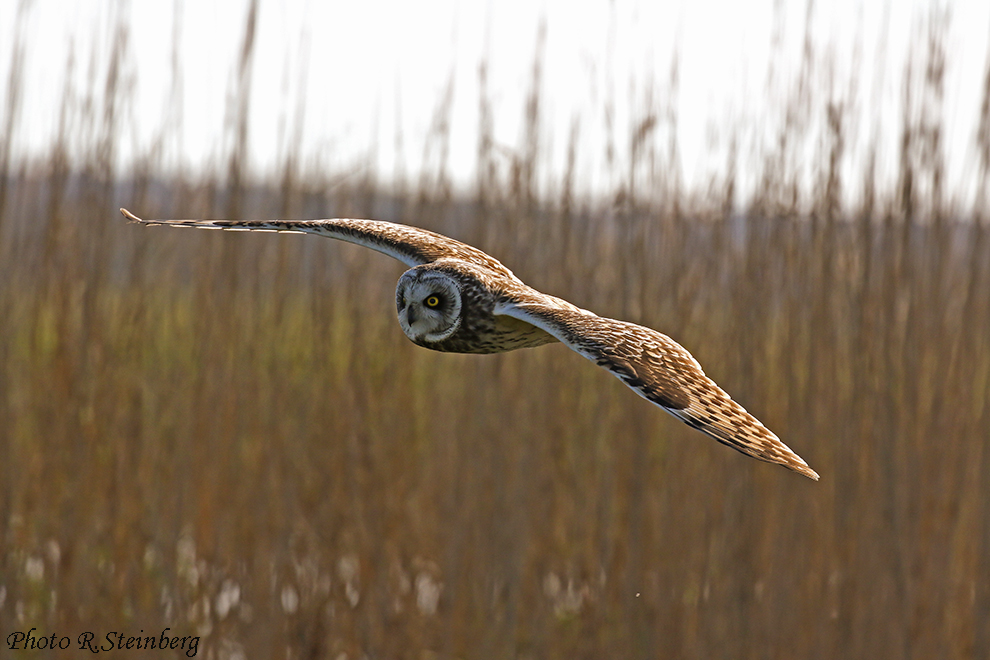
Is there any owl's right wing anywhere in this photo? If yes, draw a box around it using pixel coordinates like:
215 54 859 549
496 298 819 480
120 208 518 278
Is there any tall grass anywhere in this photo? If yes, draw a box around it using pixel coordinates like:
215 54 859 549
2 5 989 659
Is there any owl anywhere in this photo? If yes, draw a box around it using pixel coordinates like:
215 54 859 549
122 208 818 480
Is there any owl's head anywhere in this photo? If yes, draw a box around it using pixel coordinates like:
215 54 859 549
396 268 463 344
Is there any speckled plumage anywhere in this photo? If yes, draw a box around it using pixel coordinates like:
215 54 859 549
122 208 819 480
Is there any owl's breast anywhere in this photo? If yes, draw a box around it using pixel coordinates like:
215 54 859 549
416 302 557 354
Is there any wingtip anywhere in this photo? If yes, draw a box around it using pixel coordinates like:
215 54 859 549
791 462 820 481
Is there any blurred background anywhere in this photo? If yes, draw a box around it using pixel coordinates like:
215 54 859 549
1 0 989 658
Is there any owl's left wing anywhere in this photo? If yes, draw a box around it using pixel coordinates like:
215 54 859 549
120 208 517 277
496 299 819 480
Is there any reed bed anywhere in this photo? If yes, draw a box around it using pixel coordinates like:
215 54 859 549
1 4 989 659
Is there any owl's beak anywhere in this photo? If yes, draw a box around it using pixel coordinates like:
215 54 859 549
405 306 417 326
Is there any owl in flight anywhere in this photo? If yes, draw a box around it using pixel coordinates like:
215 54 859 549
121 208 818 480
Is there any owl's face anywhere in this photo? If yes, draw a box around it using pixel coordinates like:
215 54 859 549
396 269 463 344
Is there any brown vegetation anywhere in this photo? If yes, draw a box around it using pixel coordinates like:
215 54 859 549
1 5 989 659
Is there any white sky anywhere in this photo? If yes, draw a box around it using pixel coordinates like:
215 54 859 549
2 0 989 204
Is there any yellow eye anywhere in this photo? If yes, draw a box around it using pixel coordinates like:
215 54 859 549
425 295 441 308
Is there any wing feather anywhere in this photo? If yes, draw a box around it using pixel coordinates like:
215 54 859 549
496 299 819 480
120 208 517 278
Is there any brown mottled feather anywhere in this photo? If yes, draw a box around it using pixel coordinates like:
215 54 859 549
497 298 819 480
120 208 517 279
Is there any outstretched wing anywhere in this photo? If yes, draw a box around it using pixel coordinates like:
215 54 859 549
496 298 819 480
120 208 517 279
